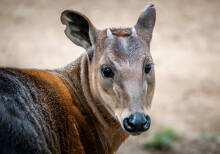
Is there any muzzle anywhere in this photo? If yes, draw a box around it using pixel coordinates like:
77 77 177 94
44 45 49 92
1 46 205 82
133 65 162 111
123 112 151 134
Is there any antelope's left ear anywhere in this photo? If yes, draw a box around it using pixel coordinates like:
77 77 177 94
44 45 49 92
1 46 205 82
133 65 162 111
135 3 156 42
61 10 99 50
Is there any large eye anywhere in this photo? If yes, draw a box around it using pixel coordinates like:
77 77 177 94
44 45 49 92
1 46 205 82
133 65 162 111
101 65 114 78
145 64 152 74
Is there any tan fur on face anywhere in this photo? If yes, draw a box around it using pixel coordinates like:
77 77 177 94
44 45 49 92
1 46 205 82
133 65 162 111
89 27 155 131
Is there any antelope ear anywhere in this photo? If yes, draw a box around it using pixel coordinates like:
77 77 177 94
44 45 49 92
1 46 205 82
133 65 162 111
61 10 98 49
135 3 156 42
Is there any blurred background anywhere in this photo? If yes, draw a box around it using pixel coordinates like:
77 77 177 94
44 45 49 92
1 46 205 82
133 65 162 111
0 0 220 153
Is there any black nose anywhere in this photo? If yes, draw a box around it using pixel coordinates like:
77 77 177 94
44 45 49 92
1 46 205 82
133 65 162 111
123 113 151 134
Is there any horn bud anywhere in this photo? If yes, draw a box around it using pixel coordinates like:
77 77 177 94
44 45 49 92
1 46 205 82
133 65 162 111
106 28 113 38
131 27 137 36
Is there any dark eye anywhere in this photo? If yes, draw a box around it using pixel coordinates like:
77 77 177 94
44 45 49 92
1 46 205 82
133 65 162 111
101 65 114 78
145 64 152 74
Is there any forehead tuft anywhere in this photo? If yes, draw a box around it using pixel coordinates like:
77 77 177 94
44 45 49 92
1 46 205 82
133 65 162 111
111 28 131 37
103 28 149 64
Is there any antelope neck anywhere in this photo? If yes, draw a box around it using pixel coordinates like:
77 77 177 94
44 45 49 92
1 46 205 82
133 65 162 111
58 53 128 154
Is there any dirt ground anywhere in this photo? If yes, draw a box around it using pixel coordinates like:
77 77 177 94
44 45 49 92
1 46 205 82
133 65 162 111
0 0 220 153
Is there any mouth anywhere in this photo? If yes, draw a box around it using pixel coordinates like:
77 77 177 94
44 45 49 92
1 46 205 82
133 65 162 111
129 132 142 136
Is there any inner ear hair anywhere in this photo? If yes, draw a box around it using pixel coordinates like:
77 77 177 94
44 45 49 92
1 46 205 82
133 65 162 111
61 10 97 49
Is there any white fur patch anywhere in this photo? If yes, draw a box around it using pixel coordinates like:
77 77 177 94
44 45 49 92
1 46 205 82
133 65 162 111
119 37 128 50
131 27 137 36
106 28 113 38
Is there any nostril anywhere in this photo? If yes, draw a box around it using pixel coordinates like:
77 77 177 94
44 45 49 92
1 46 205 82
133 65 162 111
142 116 148 125
127 114 135 127
123 117 134 132
143 115 151 131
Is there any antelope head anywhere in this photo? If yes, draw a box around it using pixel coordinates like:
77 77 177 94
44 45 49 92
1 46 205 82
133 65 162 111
61 3 156 135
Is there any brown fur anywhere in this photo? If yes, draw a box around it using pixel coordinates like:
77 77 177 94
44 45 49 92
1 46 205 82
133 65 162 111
0 56 127 154
0 3 156 154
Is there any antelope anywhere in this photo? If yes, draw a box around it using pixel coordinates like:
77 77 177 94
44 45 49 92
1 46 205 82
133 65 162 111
0 3 156 154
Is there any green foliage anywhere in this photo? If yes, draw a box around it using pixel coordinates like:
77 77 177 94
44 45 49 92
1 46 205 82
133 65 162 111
143 128 181 150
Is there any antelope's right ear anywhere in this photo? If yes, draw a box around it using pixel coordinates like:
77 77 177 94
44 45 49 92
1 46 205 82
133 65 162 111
135 3 156 42
61 10 98 50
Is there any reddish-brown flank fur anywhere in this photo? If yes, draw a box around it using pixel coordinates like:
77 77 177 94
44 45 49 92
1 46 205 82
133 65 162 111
0 56 127 154
2 53 127 154
20 67 121 154
20 70 84 153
